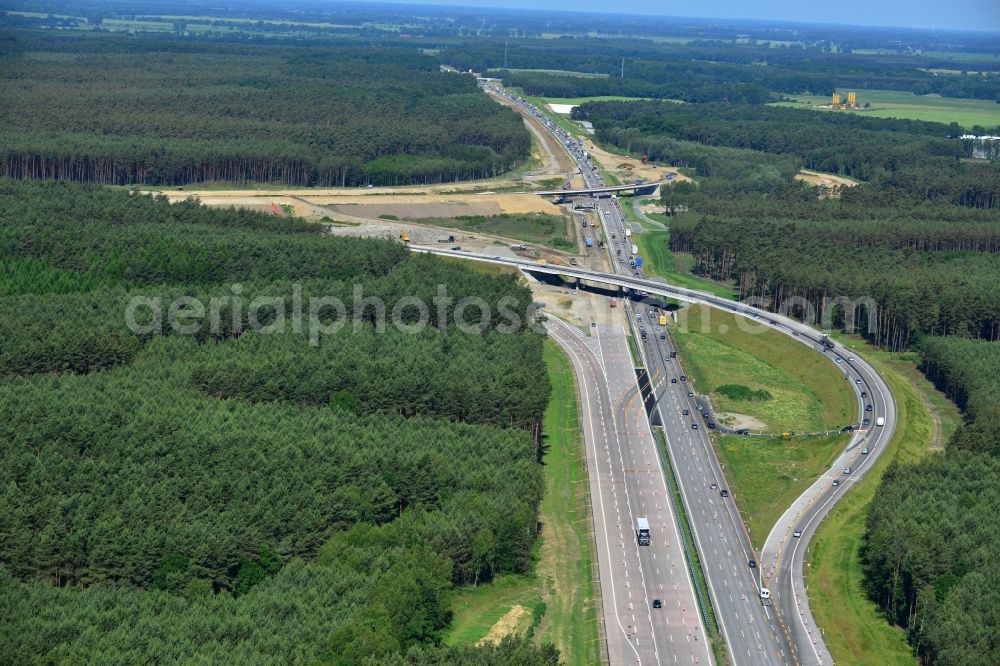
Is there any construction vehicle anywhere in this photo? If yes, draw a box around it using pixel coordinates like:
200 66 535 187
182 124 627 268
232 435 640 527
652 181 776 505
659 315 667 326
399 231 410 243
437 235 456 243
759 588 772 606
569 258 578 266
820 333 836 349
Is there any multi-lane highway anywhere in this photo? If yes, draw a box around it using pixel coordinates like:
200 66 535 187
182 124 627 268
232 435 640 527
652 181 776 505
547 317 712 666
441 83 897 665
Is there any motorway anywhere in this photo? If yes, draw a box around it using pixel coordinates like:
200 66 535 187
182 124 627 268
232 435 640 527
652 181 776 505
443 84 897 665
486 85 796 665
547 317 712 666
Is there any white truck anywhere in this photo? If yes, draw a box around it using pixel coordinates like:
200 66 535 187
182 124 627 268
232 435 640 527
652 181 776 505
759 587 772 606
636 517 650 546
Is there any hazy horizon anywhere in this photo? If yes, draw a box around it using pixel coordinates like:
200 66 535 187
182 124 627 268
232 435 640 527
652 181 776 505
356 0 1000 32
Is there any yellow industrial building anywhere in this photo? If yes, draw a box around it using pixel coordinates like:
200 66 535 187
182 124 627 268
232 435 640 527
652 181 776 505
831 91 858 109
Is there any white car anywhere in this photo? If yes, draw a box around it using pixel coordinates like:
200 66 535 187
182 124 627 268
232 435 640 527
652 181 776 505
793 529 801 538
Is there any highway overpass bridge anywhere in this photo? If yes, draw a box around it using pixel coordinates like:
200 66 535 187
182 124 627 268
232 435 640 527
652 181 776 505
533 182 660 198
412 247 729 310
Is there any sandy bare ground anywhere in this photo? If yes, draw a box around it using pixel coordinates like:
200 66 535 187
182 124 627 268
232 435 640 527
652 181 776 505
477 604 530 646
163 191 562 221
717 412 769 431
794 169 858 189
582 139 689 185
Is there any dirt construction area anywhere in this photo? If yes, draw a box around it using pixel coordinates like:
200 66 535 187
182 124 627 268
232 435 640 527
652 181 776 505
794 169 859 189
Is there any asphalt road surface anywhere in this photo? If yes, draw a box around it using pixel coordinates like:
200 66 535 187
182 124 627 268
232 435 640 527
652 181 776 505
547 317 712 666
454 84 898 665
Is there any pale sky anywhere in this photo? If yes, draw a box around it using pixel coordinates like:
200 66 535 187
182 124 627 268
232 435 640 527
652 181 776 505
366 0 1000 32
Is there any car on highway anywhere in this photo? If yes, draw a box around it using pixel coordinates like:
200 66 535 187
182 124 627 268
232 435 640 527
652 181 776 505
652 599 662 609
591 322 596 327
680 375 687 381
692 423 698 430
707 423 716 429
710 483 717 490
863 418 871 426
832 479 840 486
793 529 802 538
688 392 694 397
720 489 729 497
861 391 868 398
862 447 870 454
748 559 757 568
843 467 852 474
855 378 862 384
682 409 689 415
660 334 666 339
848 356 855 362
866 404 873 412
671 378 677 383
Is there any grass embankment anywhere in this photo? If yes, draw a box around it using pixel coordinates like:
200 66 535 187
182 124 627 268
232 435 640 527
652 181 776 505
445 341 601 665
716 434 844 551
672 304 856 549
805 341 961 666
415 213 574 250
674 305 855 432
772 88 1000 129
632 229 735 299
524 95 588 139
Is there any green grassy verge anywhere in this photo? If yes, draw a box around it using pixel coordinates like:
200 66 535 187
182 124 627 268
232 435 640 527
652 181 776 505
524 95 588 139
771 88 1000 129
445 341 601 664
445 575 541 645
633 229 736 299
437 256 519 276
715 434 845 551
626 332 643 368
674 305 855 432
414 213 574 250
804 339 962 666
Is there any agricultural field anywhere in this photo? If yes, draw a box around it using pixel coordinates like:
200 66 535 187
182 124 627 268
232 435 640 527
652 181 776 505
493 68 610 79
772 89 1000 129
